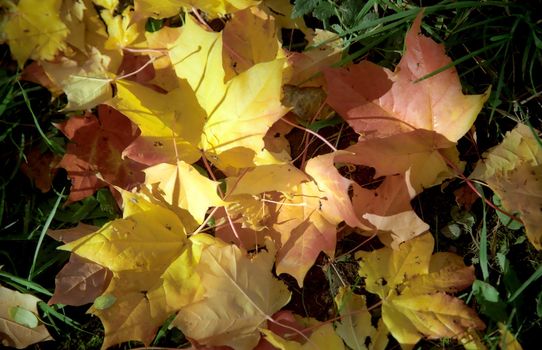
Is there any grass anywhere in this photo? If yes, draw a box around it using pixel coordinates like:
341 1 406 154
1 0 541 349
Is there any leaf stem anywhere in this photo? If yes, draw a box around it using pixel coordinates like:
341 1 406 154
280 117 338 152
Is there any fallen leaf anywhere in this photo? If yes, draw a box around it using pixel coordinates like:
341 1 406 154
101 7 144 51
173 239 291 350
42 47 114 111
0 286 53 349
470 124 542 249
337 127 460 195
110 79 204 165
20 147 61 193
305 151 366 229
48 254 112 306
56 105 145 203
273 181 337 286
262 0 310 36
357 233 484 346
324 12 489 142
4 0 68 66
222 6 280 81
169 15 289 170
143 160 224 224
334 286 388 350
20 62 62 96
58 193 207 348
61 0 87 53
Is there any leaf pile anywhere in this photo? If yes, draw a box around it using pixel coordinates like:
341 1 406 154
2 0 540 349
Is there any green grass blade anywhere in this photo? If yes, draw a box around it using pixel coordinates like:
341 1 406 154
28 189 64 281
17 81 64 154
477 184 490 281
0 270 52 296
508 264 542 303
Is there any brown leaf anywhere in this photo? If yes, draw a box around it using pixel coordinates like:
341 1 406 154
20 147 61 193
56 105 145 203
48 254 112 306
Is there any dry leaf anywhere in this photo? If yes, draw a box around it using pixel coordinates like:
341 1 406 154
0 286 53 349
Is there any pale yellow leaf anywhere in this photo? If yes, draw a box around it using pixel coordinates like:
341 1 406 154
143 160 224 223
173 239 291 350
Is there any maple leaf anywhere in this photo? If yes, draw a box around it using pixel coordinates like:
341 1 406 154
56 105 145 203
334 287 388 350
169 15 289 170
42 47 114 111
305 151 367 229
356 233 484 346
0 285 54 349
173 239 291 350
101 7 144 51
324 12 489 143
222 6 280 81
20 147 60 193
273 181 337 286
142 160 224 224
58 192 209 348
110 79 204 165
4 0 68 66
216 164 308 247
470 123 542 249
134 0 259 19
61 0 87 53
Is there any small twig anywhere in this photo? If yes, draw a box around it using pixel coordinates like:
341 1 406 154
191 7 213 31
280 117 338 153
115 54 165 81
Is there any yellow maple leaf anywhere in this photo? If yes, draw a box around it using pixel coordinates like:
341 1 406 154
58 192 210 348
0 286 53 349
222 6 281 81
356 233 484 346
470 123 542 249
110 79 204 165
101 7 144 51
143 160 224 224
4 0 69 66
173 239 291 350
42 47 114 111
169 15 289 170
